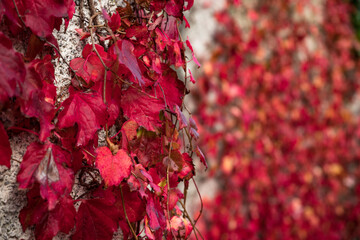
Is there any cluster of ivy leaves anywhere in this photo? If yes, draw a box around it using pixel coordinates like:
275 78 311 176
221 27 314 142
0 0 206 239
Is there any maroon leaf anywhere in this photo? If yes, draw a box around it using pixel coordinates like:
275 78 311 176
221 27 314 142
2 0 74 38
35 196 76 240
57 90 107 146
25 33 45 61
107 100 120 127
165 0 184 18
121 119 139 151
70 44 111 84
115 185 145 222
20 187 76 240
0 32 26 102
19 185 47 232
108 12 121 32
19 56 56 141
119 221 130 240
168 188 184 210
163 150 185 172
12 0 74 38
0 122 12 168
112 40 144 86
121 87 164 131
17 142 74 210
72 199 119 240
1 0 25 35
154 66 185 109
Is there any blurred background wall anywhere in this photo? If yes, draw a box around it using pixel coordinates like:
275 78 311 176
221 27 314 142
187 0 360 239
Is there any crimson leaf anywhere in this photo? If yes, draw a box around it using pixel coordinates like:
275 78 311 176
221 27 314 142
0 32 26 102
121 87 164 131
17 142 74 210
154 66 185 109
19 56 56 141
20 186 76 240
72 199 119 240
3 0 75 38
115 185 145 222
57 90 107 146
112 40 144 86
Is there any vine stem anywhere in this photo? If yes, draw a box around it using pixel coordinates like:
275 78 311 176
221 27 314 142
11 158 22 164
79 0 85 29
89 12 109 139
8 126 40 137
178 200 203 240
120 185 138 240
11 0 26 27
192 177 203 225
81 148 96 159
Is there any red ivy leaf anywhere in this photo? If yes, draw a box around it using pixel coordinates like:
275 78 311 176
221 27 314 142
75 28 91 40
188 68 195 84
2 0 74 38
178 153 194 180
121 87 164 131
175 105 188 130
186 36 200 68
0 122 11 168
95 147 132 186
154 66 185 109
19 56 56 141
0 32 26 102
165 0 184 18
70 44 111 84
121 119 139 151
146 194 166 231
195 146 207 169
17 142 74 210
108 12 121 32
169 216 193 239
115 185 145 222
20 186 76 240
112 40 144 86
23 0 74 38
57 90 107 146
72 199 119 240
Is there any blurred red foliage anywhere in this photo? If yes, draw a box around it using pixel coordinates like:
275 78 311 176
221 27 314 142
194 0 360 239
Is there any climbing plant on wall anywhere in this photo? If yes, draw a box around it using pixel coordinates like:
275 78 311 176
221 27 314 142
0 0 205 239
